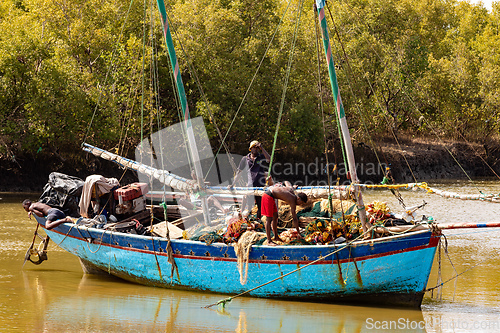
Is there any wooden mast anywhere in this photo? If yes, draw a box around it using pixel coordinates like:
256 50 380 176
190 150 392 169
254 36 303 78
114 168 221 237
156 0 210 224
315 0 369 232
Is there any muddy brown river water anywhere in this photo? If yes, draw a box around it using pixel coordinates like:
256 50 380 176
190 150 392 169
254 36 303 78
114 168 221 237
1 179 500 332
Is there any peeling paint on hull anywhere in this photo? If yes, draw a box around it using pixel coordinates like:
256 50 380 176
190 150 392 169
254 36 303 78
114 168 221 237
37 216 439 308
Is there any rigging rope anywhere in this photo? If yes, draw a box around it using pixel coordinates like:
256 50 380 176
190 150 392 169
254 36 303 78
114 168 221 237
145 0 168 282
268 0 304 178
156 8 194 171
83 0 136 145
205 0 295 180
151 3 170 206
334 0 496 192
165 10 238 176
325 2 420 184
456 130 500 181
313 4 341 231
315 3 349 197
403 93 492 194
140 0 148 145
325 3 408 211
325 4 385 179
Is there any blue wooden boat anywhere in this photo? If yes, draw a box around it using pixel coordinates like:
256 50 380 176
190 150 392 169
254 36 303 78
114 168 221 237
24 0 450 309
33 213 440 308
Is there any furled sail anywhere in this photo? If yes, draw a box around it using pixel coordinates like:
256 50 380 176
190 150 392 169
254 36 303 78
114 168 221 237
82 143 197 192
83 143 351 200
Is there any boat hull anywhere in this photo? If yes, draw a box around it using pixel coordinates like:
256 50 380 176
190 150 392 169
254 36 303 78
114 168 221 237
36 216 439 308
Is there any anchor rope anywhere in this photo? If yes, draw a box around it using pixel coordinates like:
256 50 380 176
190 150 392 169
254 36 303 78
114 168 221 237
151 204 163 282
441 234 459 301
207 215 500 309
425 232 496 295
425 251 498 293
160 202 180 281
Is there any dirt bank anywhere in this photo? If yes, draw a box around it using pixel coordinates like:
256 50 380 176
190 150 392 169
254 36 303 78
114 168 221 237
1 138 499 193
365 138 500 183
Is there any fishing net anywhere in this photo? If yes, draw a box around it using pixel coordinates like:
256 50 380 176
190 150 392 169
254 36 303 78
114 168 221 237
224 217 249 243
278 200 316 228
183 223 225 244
297 199 355 218
197 232 223 245
278 198 355 229
234 231 266 285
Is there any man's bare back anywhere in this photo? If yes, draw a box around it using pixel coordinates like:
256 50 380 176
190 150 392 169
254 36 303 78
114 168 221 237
269 184 298 207
263 181 308 245
23 201 52 218
22 200 72 230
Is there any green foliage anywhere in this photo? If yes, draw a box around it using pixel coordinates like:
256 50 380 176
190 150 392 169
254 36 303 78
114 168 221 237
0 0 498 165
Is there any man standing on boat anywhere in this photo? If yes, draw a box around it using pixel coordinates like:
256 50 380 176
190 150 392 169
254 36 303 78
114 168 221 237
22 199 72 230
262 181 308 245
230 140 270 218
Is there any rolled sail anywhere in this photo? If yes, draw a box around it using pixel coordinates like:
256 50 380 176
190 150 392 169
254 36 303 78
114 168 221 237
82 143 197 192
82 143 350 199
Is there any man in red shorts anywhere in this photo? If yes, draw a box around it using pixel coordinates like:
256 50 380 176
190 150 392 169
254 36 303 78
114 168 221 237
261 181 308 245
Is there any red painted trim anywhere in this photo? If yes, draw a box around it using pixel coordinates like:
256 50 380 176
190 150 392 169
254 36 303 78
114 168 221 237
46 224 440 266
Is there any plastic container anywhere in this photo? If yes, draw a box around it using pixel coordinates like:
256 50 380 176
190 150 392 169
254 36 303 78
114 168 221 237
113 183 149 201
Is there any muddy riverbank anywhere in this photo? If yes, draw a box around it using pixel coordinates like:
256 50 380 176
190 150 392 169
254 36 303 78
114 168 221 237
1 138 499 192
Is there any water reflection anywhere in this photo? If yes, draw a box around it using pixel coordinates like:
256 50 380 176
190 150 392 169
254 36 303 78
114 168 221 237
3 182 500 332
27 271 427 332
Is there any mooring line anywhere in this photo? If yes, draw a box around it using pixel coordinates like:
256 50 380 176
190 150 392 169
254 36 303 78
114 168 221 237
203 228 375 309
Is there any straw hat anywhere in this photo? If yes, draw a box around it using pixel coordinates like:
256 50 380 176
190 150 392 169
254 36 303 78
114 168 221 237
249 140 259 150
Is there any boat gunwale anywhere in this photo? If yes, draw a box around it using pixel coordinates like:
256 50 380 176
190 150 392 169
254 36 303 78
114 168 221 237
40 217 437 250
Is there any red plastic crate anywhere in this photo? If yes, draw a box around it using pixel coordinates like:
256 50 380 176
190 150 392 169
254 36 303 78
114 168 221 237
114 183 149 201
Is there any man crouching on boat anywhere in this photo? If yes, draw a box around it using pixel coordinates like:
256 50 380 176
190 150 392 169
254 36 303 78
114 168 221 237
22 199 72 230
261 181 308 245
